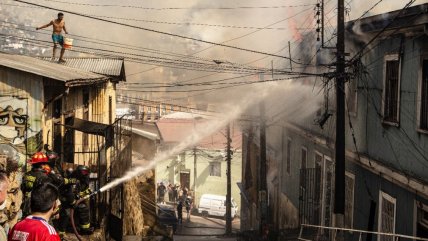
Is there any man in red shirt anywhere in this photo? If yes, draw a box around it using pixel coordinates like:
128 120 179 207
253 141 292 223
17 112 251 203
8 183 60 241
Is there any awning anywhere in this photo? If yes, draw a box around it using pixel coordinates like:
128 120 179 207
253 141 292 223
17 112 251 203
64 117 114 147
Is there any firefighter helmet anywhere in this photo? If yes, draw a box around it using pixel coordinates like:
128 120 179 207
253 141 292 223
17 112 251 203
76 165 90 176
29 152 49 164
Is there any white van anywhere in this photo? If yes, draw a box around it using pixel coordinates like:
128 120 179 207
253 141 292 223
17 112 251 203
198 194 238 218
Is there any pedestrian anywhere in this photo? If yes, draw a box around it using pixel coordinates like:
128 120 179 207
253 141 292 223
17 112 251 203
36 12 69 63
183 187 188 198
172 184 178 203
177 186 183 201
167 183 173 202
176 200 183 224
184 196 192 221
8 183 61 241
157 182 166 204
0 171 9 241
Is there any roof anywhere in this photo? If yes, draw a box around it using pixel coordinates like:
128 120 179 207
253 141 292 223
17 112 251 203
0 53 109 86
41 57 126 81
156 118 242 150
347 3 428 33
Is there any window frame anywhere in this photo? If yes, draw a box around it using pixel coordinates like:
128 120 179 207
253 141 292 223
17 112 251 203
209 161 221 177
378 191 396 241
301 146 308 170
286 138 292 175
417 54 428 133
381 54 401 126
346 78 358 116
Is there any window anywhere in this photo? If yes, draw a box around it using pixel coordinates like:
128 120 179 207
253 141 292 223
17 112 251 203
301 147 307 170
418 58 428 131
300 147 307 188
378 191 396 241
209 162 221 177
382 54 401 124
347 79 358 115
345 172 355 229
286 138 292 175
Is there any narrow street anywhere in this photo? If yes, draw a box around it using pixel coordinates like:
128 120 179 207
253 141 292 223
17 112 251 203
173 214 240 241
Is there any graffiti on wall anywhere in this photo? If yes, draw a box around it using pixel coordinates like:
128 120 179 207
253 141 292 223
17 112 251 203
0 97 42 166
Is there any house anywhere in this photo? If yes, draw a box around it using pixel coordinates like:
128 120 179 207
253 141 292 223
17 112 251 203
0 53 139 238
154 113 242 209
241 3 428 240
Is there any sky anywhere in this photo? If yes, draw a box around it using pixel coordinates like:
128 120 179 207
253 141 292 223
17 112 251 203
1 0 426 118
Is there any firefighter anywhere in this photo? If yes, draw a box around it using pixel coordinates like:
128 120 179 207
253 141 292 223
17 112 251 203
57 167 78 238
22 152 55 216
73 165 93 235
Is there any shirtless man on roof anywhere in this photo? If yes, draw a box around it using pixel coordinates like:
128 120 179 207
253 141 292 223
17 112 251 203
36 12 68 63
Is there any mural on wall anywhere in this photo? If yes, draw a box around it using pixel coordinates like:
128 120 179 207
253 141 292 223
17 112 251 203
0 97 42 166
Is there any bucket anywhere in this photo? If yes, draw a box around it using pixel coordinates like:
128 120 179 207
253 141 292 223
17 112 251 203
63 37 73 49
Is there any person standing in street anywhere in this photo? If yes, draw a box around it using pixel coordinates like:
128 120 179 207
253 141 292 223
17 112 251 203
157 182 166 204
167 183 173 202
8 183 61 241
176 201 183 224
0 171 9 241
184 196 192 221
36 12 68 63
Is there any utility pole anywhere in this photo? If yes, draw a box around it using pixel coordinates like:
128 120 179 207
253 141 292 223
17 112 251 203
259 100 268 235
334 0 346 239
193 119 197 207
225 123 232 235
193 146 197 205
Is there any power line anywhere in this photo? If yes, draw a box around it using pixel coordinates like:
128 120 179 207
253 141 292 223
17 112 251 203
0 33 298 75
14 0 302 60
118 6 315 77
117 75 318 93
349 0 416 62
38 0 315 10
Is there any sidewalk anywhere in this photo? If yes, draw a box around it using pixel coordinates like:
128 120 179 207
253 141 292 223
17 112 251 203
173 214 240 241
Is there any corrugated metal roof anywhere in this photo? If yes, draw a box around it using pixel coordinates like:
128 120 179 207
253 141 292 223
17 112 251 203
0 53 109 85
41 57 125 80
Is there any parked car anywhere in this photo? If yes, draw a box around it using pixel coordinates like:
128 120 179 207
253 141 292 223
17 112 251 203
157 204 178 233
197 194 238 219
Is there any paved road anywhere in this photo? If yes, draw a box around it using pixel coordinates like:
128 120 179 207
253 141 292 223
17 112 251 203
173 214 240 241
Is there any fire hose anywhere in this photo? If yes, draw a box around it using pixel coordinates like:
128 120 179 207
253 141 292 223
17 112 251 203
70 190 99 241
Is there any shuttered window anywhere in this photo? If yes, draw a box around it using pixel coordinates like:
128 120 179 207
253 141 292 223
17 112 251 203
378 191 396 241
383 55 400 124
344 172 355 229
286 139 292 174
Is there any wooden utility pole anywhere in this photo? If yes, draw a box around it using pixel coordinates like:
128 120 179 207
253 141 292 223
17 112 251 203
334 0 346 239
225 123 232 235
259 100 268 234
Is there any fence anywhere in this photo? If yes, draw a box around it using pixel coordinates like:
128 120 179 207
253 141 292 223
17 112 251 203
298 224 428 241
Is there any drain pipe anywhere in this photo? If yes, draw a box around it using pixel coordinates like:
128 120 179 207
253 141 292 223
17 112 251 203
70 191 99 241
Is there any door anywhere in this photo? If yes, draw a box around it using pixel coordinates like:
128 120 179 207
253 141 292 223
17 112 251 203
180 172 190 190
